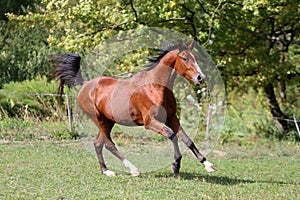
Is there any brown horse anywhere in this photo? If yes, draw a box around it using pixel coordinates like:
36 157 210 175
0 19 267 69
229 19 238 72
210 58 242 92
54 41 216 176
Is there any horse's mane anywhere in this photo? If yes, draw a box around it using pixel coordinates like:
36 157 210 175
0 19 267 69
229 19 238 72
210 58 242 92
144 40 188 70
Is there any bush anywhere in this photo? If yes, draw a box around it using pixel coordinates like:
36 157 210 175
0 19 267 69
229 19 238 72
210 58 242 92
0 76 70 120
221 87 300 142
0 77 79 140
0 117 78 141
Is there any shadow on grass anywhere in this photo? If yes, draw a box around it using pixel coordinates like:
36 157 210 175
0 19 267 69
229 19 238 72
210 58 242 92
153 172 299 186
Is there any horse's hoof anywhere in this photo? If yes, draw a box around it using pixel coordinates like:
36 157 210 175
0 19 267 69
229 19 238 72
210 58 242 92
171 163 180 174
205 165 217 172
203 161 217 172
103 170 116 177
130 170 141 177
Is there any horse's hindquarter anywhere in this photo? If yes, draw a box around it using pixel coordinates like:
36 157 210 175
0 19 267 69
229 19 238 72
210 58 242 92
77 77 101 120
93 77 120 122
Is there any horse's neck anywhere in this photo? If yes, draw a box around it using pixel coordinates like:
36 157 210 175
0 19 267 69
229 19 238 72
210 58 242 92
148 62 177 90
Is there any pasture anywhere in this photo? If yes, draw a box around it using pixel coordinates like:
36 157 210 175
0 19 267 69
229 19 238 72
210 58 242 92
1 139 299 199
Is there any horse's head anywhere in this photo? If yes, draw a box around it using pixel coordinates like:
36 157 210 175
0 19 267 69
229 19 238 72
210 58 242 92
174 41 205 85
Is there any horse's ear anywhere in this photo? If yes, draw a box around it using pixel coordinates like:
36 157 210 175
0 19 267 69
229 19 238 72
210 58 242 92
188 41 195 50
178 40 185 52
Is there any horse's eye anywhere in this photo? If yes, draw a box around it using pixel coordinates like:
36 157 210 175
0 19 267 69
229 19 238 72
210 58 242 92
182 57 188 62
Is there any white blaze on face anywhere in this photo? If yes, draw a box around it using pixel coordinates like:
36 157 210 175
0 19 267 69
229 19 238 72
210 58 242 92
190 53 205 77
190 52 206 84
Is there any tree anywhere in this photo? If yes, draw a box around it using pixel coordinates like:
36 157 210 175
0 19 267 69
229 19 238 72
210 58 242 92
6 0 300 135
0 0 59 87
203 0 300 133
0 21 58 87
0 0 37 21
121 0 300 133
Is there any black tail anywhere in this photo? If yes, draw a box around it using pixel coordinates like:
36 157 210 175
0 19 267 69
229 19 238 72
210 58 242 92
52 54 84 96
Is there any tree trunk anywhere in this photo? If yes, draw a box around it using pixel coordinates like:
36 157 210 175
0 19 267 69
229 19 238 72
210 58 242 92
279 45 287 101
279 80 286 101
263 83 288 133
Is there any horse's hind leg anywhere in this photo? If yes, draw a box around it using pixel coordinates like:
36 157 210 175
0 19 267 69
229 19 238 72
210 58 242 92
104 138 140 176
96 117 140 176
94 131 116 176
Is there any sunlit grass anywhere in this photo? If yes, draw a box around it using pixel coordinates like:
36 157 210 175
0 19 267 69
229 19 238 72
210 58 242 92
0 140 299 199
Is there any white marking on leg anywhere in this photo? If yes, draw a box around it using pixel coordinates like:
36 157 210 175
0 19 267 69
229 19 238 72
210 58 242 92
203 160 217 172
103 170 116 177
123 159 140 176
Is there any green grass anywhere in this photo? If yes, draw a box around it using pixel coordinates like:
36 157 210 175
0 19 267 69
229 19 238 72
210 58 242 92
0 118 76 141
0 140 299 200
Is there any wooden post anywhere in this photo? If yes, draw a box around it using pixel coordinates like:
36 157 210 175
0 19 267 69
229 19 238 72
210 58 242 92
293 114 300 139
65 94 73 132
206 104 212 140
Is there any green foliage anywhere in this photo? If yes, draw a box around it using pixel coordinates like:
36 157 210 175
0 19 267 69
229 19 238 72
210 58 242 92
221 87 299 142
0 0 37 20
7 0 133 52
0 76 79 140
47 129 79 140
0 20 59 87
0 118 35 140
210 0 300 89
0 118 75 140
1 0 300 140
0 76 64 119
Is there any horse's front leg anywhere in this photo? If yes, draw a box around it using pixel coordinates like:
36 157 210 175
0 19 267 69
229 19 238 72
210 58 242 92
144 118 182 174
178 127 216 172
167 117 217 173
170 136 182 174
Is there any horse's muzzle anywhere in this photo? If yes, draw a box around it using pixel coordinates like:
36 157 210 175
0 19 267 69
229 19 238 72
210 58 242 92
197 75 205 84
191 74 205 85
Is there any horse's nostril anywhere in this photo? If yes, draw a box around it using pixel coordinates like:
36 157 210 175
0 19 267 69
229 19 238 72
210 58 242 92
197 75 201 81
197 75 204 83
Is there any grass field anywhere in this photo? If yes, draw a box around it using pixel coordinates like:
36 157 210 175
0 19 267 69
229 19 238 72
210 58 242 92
0 139 299 200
